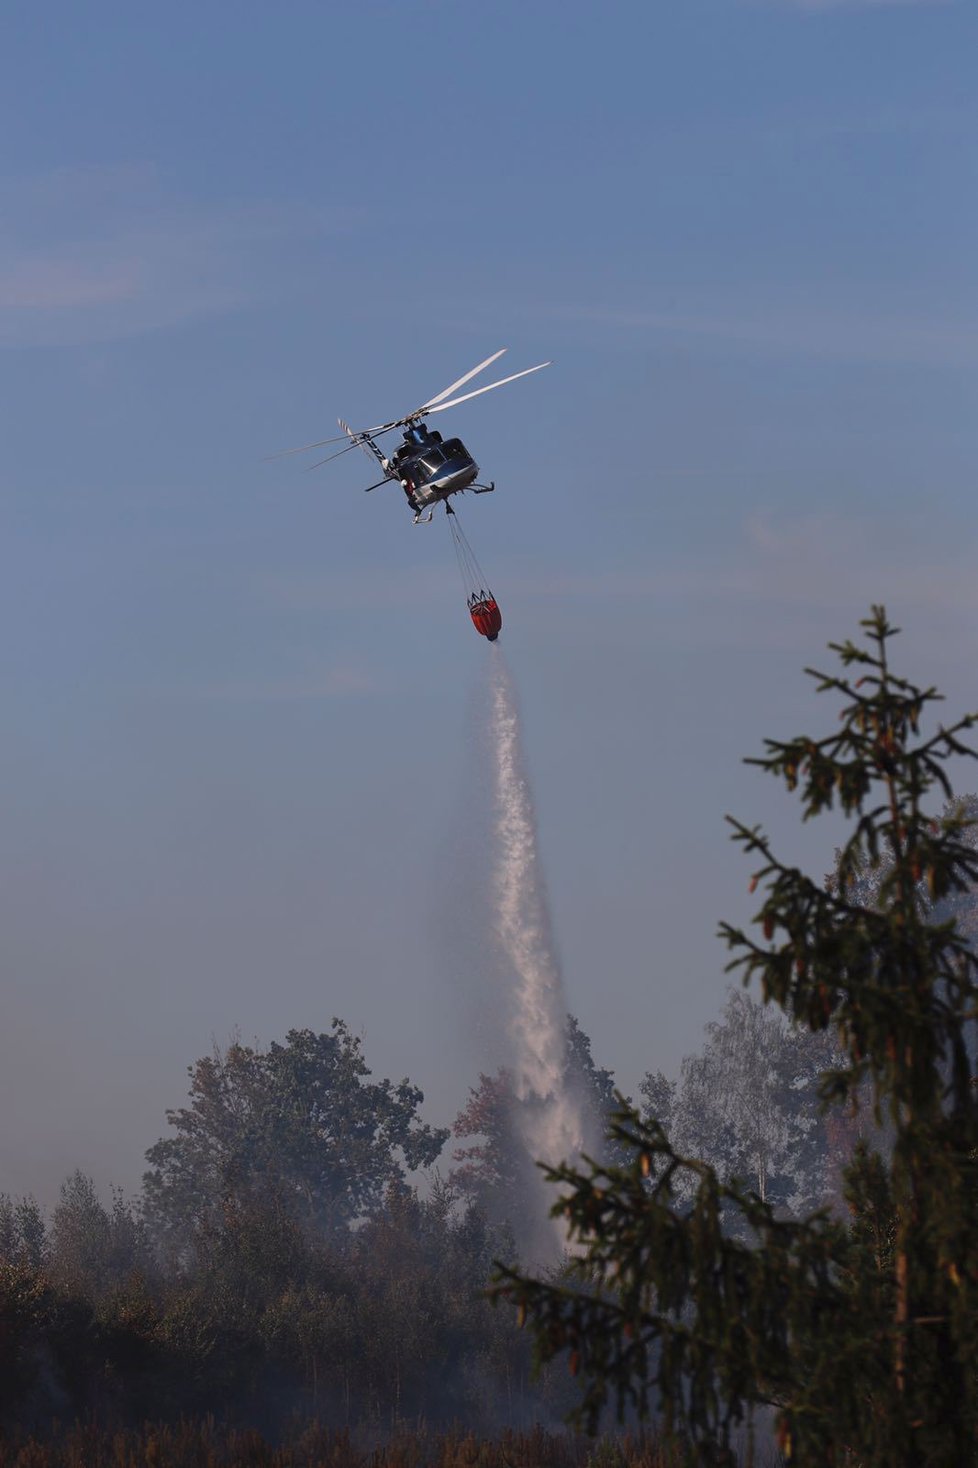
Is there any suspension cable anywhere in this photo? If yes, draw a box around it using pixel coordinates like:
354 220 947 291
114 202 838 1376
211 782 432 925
447 506 494 604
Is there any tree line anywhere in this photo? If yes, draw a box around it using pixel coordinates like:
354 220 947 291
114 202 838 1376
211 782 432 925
0 998 849 1435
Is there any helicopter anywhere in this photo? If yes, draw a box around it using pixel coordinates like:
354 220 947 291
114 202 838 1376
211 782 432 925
271 349 550 524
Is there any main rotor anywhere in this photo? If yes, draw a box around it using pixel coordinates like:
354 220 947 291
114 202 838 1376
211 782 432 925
268 349 551 470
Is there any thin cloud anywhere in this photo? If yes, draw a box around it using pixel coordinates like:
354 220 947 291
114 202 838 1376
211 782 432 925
777 0 951 9
194 663 378 703
0 259 138 311
502 512 978 660
540 302 978 369
0 164 356 347
261 563 458 613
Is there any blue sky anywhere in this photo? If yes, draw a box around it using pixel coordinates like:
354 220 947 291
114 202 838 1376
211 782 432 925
1 0 976 1201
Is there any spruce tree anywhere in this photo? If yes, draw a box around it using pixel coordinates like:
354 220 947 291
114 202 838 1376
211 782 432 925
493 608 978 1466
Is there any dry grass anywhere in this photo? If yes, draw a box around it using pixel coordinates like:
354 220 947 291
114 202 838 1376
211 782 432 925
0 1422 692 1468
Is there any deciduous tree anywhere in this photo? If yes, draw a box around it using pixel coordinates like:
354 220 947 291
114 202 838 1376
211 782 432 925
144 1021 448 1259
648 989 842 1215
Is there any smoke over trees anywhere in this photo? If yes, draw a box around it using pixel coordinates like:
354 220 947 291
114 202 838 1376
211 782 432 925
0 1025 570 1435
0 986 861 1440
644 989 843 1214
0 947 918 1440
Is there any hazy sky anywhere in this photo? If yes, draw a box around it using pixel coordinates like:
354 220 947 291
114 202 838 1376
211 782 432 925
1 0 976 1205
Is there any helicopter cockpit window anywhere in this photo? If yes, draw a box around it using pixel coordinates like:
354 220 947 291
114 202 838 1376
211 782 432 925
419 449 446 474
442 438 466 460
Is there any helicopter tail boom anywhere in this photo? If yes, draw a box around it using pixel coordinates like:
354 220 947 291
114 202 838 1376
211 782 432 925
339 418 388 471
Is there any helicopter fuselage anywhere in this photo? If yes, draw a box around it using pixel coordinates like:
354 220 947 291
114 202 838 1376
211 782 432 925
387 423 480 511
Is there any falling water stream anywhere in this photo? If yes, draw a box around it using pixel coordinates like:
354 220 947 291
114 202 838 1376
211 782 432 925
488 648 584 1253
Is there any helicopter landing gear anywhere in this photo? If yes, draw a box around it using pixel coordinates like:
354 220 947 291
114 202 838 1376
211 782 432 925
413 507 435 525
470 481 495 495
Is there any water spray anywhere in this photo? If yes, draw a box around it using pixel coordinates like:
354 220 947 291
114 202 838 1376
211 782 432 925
488 649 584 1254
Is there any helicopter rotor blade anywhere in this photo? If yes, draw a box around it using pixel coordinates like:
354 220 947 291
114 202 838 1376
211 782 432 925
424 361 552 415
343 420 402 440
305 441 363 472
267 353 548 464
420 349 507 411
263 431 353 461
